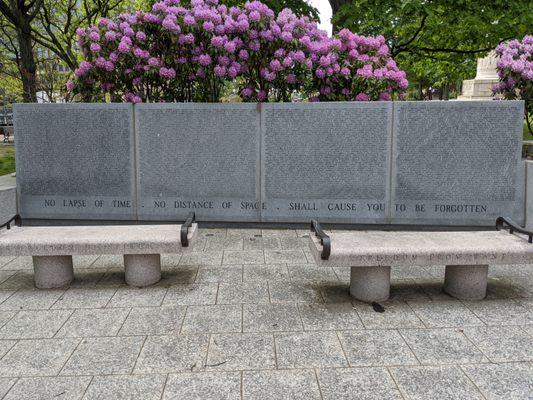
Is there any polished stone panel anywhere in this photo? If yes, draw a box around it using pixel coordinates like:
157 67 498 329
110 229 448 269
13 103 135 220
262 102 392 223
391 101 524 225
136 103 260 222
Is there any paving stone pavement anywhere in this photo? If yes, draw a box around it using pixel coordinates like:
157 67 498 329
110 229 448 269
0 228 532 399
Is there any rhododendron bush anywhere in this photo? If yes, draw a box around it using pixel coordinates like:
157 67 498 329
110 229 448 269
493 35 533 134
70 0 408 103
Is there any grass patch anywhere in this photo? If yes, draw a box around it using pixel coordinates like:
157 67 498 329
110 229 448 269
0 146 15 176
525 119 533 141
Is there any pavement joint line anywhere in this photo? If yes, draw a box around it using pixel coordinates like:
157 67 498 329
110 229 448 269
334 330 351 367
271 332 278 370
395 329 423 366
57 336 84 377
239 370 243 400
458 364 489 400
1 377 19 400
177 305 188 335
80 374 95 399
404 298 430 329
385 366 407 400
130 335 148 375
203 333 212 371
0 309 18 331
51 308 76 339
313 367 325 400
116 306 134 337
240 304 244 334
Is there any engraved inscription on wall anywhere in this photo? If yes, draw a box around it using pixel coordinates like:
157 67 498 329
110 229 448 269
392 101 523 224
136 104 260 221
262 103 392 223
13 104 135 220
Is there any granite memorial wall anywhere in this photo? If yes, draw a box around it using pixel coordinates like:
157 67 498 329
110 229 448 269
261 102 392 223
135 103 261 222
13 101 526 226
14 104 136 220
391 101 525 225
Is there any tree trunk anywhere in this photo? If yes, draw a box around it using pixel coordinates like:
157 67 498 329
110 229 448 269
329 0 350 32
443 85 449 100
16 18 37 102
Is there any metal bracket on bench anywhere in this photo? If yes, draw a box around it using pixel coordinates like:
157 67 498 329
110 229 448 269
310 219 331 260
0 214 21 231
496 217 532 243
180 212 196 247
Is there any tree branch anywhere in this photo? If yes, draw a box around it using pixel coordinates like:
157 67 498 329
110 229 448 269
412 45 500 55
392 14 427 55
28 0 44 19
0 0 17 24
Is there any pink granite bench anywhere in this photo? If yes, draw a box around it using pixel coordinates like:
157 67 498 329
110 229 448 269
309 217 533 302
0 213 197 288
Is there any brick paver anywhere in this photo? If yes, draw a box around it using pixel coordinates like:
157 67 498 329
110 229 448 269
0 228 531 399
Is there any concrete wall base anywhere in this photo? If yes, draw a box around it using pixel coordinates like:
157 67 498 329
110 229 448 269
350 266 391 302
124 254 161 287
33 255 73 289
444 264 488 300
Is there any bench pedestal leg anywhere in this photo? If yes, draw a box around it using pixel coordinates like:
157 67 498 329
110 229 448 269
350 266 391 302
444 265 488 300
124 254 161 287
33 256 74 289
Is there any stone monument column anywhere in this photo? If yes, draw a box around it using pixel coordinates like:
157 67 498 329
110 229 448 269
457 51 501 100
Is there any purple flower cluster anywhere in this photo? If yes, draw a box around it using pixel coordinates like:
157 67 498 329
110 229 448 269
70 0 407 103
493 36 533 94
493 35 532 134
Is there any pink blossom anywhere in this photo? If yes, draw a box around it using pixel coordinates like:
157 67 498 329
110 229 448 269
159 67 176 79
199 54 212 66
224 41 236 53
249 11 260 22
72 0 408 103
280 31 292 42
183 15 196 25
118 41 130 53
104 61 114 72
203 21 215 31
378 92 391 101
89 31 100 42
105 31 118 41
90 43 101 52
95 57 106 68
286 73 297 84
241 87 253 97
228 66 238 77
214 65 226 76
211 36 224 47
256 90 267 101
315 68 326 79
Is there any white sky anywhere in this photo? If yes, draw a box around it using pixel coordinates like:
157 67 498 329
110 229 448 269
308 0 332 35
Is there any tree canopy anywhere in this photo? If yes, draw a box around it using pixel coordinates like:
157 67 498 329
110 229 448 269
330 0 533 98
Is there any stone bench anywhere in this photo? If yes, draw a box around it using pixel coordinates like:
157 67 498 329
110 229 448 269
309 217 533 302
0 213 197 288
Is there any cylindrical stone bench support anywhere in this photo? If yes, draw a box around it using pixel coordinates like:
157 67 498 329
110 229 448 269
33 255 74 289
350 266 391 302
124 254 161 287
444 264 488 300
